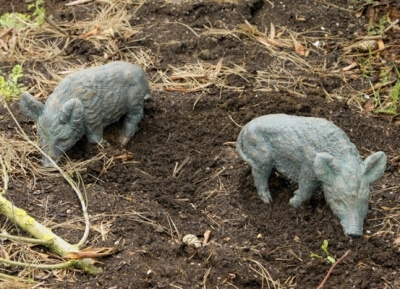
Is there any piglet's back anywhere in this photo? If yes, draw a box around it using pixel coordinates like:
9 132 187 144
243 114 359 162
48 61 148 127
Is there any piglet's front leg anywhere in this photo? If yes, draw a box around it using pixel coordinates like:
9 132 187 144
289 180 319 208
120 107 144 146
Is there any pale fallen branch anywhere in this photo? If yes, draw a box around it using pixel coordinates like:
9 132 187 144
0 257 73 270
0 232 52 245
0 272 35 285
0 161 101 274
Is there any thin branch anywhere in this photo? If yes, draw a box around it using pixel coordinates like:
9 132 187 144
0 232 52 245
0 272 35 284
317 250 351 289
0 257 73 270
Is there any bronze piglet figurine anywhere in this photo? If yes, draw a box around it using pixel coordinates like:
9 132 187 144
237 114 387 237
20 61 150 167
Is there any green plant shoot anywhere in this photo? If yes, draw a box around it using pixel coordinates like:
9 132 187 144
321 240 336 264
0 65 25 102
375 64 400 115
310 239 336 264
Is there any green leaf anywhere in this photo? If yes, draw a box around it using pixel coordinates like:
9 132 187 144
310 253 322 259
321 239 329 255
327 256 336 264
0 12 30 28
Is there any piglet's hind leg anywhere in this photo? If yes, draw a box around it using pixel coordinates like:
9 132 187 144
252 165 273 203
86 126 109 146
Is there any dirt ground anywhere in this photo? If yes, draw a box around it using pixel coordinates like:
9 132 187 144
0 0 400 288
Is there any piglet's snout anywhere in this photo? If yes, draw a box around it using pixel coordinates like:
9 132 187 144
341 212 364 238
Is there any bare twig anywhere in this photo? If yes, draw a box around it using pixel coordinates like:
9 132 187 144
317 250 351 289
65 0 94 6
384 19 399 33
203 230 212 244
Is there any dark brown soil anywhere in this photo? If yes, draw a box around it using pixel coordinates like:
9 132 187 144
1 1 400 288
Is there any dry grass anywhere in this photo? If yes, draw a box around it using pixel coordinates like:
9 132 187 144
0 214 71 285
370 189 400 238
153 59 248 94
1 0 155 99
0 131 104 181
248 258 282 289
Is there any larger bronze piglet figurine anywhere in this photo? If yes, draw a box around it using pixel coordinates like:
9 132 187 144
237 114 387 237
20 61 150 167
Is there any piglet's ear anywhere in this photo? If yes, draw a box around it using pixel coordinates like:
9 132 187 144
364 151 386 184
59 99 83 127
314 152 342 185
19 92 44 121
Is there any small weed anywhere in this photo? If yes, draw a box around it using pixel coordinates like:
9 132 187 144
28 0 45 27
0 0 45 29
0 65 25 102
367 15 388 36
373 64 400 115
358 55 374 78
310 240 336 264
0 13 30 29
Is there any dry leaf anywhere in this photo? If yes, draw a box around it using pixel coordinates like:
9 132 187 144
203 230 212 244
355 8 364 18
82 25 100 39
114 153 134 161
214 58 223 76
363 99 375 112
394 235 400 246
64 247 117 259
377 39 385 51
292 36 310 56
269 22 276 39
102 27 114 37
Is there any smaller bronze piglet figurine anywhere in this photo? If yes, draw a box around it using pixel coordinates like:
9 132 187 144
20 61 150 167
237 114 387 237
